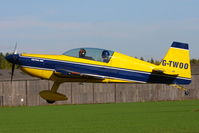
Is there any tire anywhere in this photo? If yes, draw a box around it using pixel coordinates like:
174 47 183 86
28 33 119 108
46 100 55 104
184 90 190 96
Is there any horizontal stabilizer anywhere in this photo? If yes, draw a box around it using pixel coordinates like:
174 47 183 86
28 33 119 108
153 68 179 76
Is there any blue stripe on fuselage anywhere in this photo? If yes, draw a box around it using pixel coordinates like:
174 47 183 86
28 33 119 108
18 55 191 84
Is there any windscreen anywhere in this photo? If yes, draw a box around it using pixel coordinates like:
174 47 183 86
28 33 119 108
63 48 114 63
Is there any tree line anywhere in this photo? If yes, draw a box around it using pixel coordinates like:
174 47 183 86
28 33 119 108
0 52 12 69
0 52 199 69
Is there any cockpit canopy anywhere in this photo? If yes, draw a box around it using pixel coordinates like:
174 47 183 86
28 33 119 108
63 48 114 63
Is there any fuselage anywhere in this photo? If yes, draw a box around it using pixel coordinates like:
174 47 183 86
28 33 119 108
6 49 191 84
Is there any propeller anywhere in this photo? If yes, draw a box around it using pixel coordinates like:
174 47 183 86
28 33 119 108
11 42 18 81
11 42 18 82
5 42 19 82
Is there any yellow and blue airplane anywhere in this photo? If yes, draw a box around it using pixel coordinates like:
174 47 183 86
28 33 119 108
6 42 191 103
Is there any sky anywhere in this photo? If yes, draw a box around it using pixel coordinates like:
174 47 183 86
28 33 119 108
0 0 199 60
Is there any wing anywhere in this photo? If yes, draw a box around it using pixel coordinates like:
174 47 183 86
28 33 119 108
54 68 106 79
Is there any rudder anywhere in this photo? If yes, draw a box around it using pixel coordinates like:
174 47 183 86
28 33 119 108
159 42 191 84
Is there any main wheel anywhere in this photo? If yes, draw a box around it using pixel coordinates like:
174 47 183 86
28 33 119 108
46 100 55 104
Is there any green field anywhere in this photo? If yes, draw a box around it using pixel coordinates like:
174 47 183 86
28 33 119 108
0 100 199 133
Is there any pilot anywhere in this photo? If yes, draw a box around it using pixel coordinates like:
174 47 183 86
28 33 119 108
102 50 110 63
79 48 94 60
79 48 86 58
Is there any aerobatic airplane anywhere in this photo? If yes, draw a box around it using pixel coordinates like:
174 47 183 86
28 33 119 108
6 42 191 103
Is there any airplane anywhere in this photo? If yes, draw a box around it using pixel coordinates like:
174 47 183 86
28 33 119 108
5 41 191 104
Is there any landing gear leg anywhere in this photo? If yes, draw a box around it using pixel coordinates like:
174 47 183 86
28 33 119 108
170 84 190 96
51 81 61 92
39 82 68 104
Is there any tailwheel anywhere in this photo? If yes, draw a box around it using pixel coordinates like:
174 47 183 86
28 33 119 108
170 84 190 96
184 89 190 96
39 81 68 104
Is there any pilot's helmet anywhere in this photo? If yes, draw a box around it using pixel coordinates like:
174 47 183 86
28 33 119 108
102 50 110 58
79 48 86 57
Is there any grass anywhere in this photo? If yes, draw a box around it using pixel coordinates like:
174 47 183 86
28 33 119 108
0 100 199 133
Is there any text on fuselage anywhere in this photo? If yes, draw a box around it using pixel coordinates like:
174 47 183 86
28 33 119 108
31 58 44 62
162 60 188 69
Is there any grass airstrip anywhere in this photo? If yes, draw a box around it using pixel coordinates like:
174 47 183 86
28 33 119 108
0 100 199 133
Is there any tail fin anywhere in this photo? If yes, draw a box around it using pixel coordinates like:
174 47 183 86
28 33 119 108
159 42 191 84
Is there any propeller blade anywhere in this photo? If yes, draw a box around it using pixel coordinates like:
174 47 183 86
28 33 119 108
6 42 19 82
14 42 17 54
11 63 15 82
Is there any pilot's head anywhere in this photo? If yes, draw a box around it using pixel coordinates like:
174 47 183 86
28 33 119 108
102 50 110 59
79 49 86 58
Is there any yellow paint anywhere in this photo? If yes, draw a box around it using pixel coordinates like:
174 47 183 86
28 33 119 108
109 52 156 72
20 67 53 79
159 47 191 79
